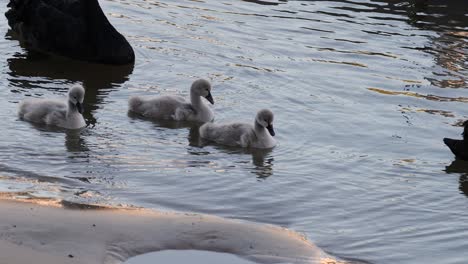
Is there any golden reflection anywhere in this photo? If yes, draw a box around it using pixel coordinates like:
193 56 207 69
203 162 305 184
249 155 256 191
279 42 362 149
201 15 220 21
430 78 466 89
368 88 468 103
415 109 455 118
108 13 132 19
393 158 417 167
432 38 466 87
401 79 423 84
314 0 468 90
0 192 62 207
404 1 467 89
448 31 468 38
320 257 348 264
399 106 455 118
0 191 134 210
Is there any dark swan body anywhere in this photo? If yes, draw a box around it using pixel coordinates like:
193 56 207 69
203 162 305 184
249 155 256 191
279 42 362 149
444 121 468 160
6 0 135 65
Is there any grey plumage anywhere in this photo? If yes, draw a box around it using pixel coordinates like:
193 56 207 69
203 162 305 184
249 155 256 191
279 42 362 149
18 86 86 129
200 109 276 149
128 79 214 123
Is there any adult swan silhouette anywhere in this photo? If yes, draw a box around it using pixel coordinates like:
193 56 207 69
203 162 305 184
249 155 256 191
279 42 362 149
6 0 135 65
444 121 468 160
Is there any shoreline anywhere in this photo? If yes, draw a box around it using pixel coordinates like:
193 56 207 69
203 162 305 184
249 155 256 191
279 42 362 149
0 198 337 264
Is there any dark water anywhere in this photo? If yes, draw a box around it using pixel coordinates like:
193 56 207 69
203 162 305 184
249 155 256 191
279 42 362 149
0 0 467 263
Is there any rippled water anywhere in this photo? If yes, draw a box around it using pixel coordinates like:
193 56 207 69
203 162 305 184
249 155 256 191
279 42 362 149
1 0 467 263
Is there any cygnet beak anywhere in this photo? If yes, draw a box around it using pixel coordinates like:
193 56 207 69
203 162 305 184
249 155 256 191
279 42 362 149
76 102 84 114
205 92 214 105
266 124 275 136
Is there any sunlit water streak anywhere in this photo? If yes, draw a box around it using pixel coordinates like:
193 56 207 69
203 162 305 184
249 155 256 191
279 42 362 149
0 0 467 263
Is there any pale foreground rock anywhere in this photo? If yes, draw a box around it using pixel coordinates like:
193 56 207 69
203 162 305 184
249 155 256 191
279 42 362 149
0 199 343 264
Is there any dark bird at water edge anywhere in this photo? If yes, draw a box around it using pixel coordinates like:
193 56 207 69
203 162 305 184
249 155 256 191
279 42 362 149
444 121 468 161
6 0 135 65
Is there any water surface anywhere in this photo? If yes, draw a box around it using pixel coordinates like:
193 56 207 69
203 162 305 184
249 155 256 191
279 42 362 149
0 1 467 263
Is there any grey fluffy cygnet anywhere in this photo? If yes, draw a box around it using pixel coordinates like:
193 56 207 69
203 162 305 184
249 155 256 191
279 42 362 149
18 86 86 129
128 79 214 123
200 109 276 149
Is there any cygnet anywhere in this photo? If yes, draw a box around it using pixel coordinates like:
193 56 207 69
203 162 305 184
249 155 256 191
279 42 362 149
200 109 276 149
128 79 214 123
18 86 86 129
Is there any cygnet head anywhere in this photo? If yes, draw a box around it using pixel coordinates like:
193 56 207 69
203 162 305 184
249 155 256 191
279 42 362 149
191 79 214 104
68 86 85 114
255 109 275 136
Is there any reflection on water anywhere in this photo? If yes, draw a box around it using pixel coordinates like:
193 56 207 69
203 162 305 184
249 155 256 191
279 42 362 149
459 174 468 198
127 115 276 179
65 129 90 153
360 0 467 88
445 159 468 198
18 121 90 153
6 47 134 88
367 87 468 102
251 149 274 179
207 146 275 179
305 0 467 90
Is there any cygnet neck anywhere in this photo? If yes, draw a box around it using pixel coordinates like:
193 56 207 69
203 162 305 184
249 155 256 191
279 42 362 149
254 120 267 134
67 100 79 117
190 90 204 108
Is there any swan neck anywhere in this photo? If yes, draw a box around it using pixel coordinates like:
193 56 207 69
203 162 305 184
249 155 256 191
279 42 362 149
190 92 203 108
67 101 77 117
254 120 266 133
